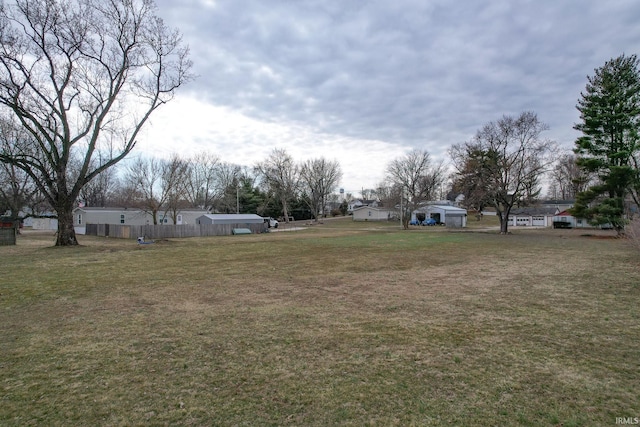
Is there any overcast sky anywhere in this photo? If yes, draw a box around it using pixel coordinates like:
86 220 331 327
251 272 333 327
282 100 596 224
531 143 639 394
139 0 640 195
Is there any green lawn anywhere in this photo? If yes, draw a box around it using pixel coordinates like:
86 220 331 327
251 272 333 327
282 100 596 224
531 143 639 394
1 224 639 426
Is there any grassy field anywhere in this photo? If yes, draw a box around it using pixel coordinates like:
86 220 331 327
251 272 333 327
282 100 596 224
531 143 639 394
1 218 639 426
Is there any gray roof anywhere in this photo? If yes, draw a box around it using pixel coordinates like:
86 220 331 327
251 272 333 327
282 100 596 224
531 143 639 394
198 214 264 220
510 207 559 216
75 206 208 213
415 205 467 213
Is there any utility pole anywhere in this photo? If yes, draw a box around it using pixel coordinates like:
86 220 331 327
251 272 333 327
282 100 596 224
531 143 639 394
236 183 239 214
400 190 403 224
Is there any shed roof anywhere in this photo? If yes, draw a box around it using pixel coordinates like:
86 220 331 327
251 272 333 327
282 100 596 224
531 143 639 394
352 206 393 212
74 207 137 213
426 205 467 213
198 214 264 221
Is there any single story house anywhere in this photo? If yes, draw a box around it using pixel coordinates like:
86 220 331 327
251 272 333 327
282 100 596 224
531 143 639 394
73 207 209 234
552 210 613 229
352 206 398 221
412 205 467 228
196 214 266 225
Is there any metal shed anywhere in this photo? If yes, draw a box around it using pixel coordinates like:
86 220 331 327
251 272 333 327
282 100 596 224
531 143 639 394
196 214 266 225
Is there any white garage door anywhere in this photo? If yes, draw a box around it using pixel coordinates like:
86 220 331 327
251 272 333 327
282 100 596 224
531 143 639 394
532 216 546 226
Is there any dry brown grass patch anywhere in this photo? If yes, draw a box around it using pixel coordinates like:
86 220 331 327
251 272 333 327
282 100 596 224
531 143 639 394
1 227 639 426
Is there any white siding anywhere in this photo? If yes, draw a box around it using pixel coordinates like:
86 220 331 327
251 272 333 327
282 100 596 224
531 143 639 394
352 208 394 221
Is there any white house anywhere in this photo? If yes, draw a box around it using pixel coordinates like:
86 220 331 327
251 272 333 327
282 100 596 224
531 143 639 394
352 206 397 221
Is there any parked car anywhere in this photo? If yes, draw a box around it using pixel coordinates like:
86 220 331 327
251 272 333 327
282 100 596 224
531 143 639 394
422 218 437 226
264 217 279 228
409 219 421 226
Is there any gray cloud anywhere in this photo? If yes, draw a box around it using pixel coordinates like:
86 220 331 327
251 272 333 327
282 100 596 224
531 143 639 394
155 0 640 157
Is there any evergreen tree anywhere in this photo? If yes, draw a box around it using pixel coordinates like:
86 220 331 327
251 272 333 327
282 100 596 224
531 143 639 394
571 54 640 234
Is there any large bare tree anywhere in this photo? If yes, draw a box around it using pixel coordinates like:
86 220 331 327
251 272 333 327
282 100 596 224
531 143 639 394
163 155 190 224
0 0 191 245
299 157 342 221
254 148 299 223
125 155 188 224
214 162 242 213
386 149 445 229
450 112 556 234
75 153 120 207
375 182 401 217
0 117 41 226
547 153 592 200
183 152 220 210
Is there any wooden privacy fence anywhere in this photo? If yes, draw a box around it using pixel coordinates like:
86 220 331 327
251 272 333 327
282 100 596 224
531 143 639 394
0 227 17 246
85 223 267 239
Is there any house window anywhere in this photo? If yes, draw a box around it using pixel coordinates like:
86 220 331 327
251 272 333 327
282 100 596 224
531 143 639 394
77 214 82 225
368 211 372 217
120 214 125 224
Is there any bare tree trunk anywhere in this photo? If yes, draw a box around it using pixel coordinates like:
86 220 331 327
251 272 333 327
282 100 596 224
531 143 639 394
498 209 511 234
281 196 290 223
56 206 78 246
500 218 509 234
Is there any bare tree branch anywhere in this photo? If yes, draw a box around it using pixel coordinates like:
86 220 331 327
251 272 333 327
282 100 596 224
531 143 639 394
0 0 192 245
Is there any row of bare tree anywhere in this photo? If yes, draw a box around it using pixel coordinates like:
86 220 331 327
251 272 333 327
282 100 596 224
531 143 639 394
119 149 344 224
0 0 193 245
347 112 591 233
0 136 348 225
1 113 591 234
2 109 596 238
0 0 606 244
